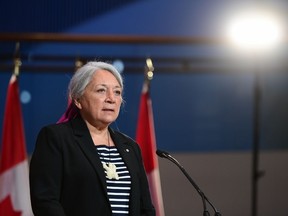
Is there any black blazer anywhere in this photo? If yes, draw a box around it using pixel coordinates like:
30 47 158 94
29 116 155 216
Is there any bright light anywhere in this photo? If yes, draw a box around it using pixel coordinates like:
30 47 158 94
226 10 284 52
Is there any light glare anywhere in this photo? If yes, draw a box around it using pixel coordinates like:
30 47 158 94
226 10 283 52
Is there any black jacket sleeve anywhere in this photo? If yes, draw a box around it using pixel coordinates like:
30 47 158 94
29 126 67 216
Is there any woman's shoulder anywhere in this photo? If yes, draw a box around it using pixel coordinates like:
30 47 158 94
111 129 142 147
42 121 70 130
37 121 72 137
39 115 85 133
112 129 135 142
110 129 140 147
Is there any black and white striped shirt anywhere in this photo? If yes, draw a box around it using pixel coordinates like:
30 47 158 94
96 145 131 215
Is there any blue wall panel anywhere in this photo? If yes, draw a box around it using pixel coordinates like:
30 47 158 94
0 0 287 154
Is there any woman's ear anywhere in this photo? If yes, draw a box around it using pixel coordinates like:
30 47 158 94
74 98 82 109
121 98 126 109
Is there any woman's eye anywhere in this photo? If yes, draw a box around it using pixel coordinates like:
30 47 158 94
114 90 122 96
96 88 106 93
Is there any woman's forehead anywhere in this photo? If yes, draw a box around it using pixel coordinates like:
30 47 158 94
91 70 121 87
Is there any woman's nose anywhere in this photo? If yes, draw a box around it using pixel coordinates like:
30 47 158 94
105 90 115 103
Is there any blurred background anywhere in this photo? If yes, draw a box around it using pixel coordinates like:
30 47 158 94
0 0 287 215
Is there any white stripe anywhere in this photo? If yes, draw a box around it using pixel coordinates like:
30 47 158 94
0 160 33 216
97 147 118 151
107 186 131 190
107 180 131 184
98 152 120 157
109 198 129 202
109 158 123 161
117 170 129 174
111 204 129 207
110 161 124 165
112 210 129 214
108 192 130 196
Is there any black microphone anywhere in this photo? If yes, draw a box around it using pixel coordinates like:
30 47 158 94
156 149 222 216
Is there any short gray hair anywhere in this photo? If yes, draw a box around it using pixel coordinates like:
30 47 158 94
68 61 124 100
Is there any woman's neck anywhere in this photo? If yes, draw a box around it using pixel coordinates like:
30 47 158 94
87 124 114 147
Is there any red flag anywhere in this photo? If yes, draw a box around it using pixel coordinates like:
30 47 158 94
136 81 165 216
0 74 33 216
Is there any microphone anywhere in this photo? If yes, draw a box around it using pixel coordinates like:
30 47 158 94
156 149 222 216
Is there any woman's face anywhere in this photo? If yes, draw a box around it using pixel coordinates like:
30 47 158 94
75 69 123 128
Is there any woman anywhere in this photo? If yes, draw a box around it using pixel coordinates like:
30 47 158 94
29 61 155 216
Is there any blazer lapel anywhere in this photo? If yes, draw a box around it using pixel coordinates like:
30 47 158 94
70 117 107 193
109 129 138 182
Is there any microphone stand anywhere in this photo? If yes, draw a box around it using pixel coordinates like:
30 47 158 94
156 149 222 216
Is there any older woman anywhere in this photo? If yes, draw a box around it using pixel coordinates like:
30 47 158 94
29 61 155 216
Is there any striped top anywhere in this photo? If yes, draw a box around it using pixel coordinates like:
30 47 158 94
96 145 131 215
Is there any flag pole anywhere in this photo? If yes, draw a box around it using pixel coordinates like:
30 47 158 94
144 58 154 90
137 58 165 216
75 58 83 71
13 42 22 77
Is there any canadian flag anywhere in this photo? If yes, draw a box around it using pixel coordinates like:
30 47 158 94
136 81 165 216
0 74 33 216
